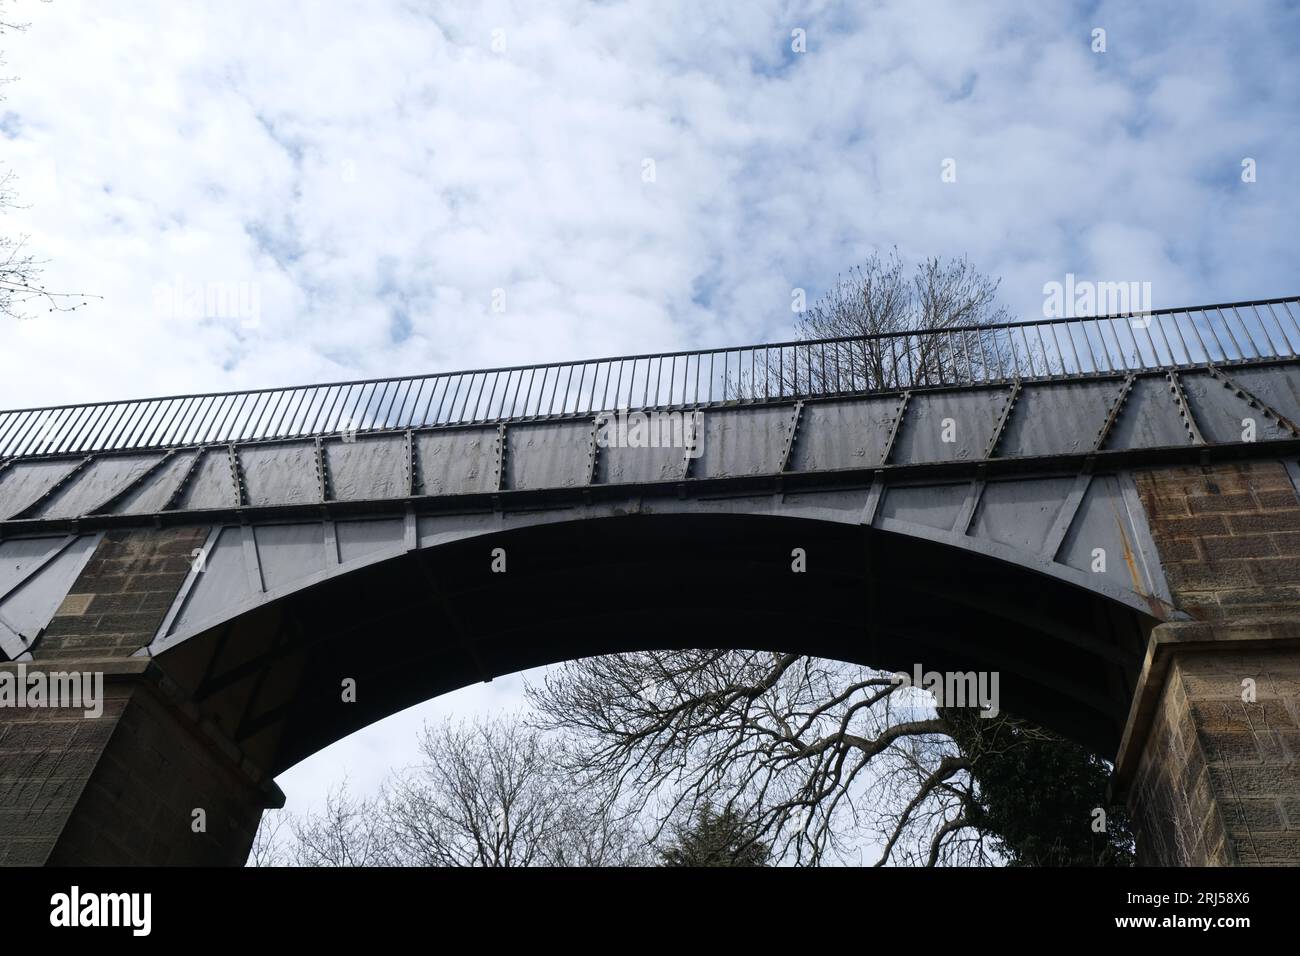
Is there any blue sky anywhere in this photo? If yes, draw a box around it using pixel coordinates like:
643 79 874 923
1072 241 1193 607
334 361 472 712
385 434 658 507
2 0 1298 815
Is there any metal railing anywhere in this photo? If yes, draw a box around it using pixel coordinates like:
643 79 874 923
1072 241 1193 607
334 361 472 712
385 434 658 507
2 296 1298 459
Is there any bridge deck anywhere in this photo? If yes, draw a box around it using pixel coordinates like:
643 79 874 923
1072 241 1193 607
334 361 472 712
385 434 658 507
0 298 1298 533
2 297 1298 460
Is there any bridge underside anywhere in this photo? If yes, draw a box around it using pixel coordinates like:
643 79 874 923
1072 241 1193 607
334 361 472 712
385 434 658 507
152 513 1151 774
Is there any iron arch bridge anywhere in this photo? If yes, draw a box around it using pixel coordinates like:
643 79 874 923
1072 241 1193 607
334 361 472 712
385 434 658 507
2 296 1300 866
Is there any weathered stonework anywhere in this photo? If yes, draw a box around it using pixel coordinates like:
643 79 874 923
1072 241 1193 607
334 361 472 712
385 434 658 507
0 528 282 866
1119 461 1300 866
34 526 209 662
0 668 124 865
1132 461 1300 621
1116 623 1300 865
44 661 279 866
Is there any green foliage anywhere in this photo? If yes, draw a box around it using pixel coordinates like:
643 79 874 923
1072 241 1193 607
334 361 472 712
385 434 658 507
659 805 771 867
941 707 1134 866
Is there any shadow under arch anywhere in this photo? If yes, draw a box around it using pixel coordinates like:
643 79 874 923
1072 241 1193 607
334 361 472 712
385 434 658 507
153 512 1156 777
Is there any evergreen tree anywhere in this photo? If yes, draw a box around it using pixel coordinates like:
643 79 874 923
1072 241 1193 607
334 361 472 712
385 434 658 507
659 806 771 867
941 707 1134 866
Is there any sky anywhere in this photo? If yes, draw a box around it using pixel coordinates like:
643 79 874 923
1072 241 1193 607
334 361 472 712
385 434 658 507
2 0 1298 818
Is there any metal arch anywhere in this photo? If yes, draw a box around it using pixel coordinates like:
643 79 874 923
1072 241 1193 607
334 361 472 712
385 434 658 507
138 473 1188 661
2 389 1300 541
891 618 1126 720
898 572 1134 667
869 511 1179 620
411 551 493 684
8 299 1300 663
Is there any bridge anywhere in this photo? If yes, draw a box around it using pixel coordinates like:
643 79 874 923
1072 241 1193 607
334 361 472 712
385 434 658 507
2 297 1299 866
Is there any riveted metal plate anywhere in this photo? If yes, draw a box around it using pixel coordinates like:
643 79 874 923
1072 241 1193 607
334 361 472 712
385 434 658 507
693 406 791 478
37 454 167 519
111 450 200 514
416 429 499 496
0 460 82 520
326 435 407 501
878 482 972 531
889 389 1007 464
1103 376 1191 450
785 397 898 472
240 443 322 507
995 381 1120 458
1179 370 1292 444
505 421 593 491
969 476 1076 552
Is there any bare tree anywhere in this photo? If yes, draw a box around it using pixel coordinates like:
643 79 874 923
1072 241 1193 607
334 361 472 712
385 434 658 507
527 649 1005 866
282 779 391 867
246 809 289 867
381 715 648 867
751 250 1022 399
253 716 651 867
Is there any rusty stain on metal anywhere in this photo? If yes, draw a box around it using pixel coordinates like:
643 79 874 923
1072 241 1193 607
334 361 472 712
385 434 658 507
1115 514 1165 618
